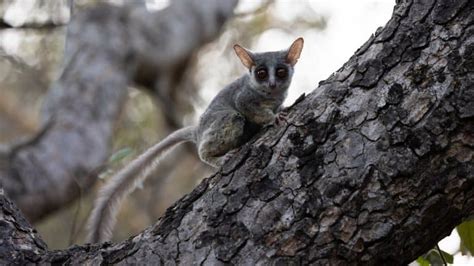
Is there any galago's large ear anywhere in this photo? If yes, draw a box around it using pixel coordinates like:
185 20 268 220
233 44 255 69
286 37 304 66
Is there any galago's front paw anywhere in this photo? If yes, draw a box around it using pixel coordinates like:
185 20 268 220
274 111 288 126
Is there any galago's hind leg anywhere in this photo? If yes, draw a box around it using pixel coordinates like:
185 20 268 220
198 112 246 167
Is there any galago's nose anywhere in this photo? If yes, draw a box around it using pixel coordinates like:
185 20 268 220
269 81 276 88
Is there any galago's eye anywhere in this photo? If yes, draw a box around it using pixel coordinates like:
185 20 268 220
256 68 268 80
276 68 287 79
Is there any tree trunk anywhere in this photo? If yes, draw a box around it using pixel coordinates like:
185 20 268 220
1 0 473 264
0 0 237 222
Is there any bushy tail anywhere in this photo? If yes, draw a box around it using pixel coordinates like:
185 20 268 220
86 126 196 243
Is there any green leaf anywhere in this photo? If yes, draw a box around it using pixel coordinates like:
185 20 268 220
419 248 454 265
457 220 474 256
437 249 453 264
108 147 133 163
416 256 430 266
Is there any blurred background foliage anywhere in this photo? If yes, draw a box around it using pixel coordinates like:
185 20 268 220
0 1 472 265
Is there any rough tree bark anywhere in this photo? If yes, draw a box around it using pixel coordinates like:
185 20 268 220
1 0 473 264
0 0 237 222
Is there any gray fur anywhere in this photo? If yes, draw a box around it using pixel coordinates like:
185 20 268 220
87 38 304 242
87 126 196 243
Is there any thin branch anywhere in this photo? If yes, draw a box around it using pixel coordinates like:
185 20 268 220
234 0 274 17
436 244 448 266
